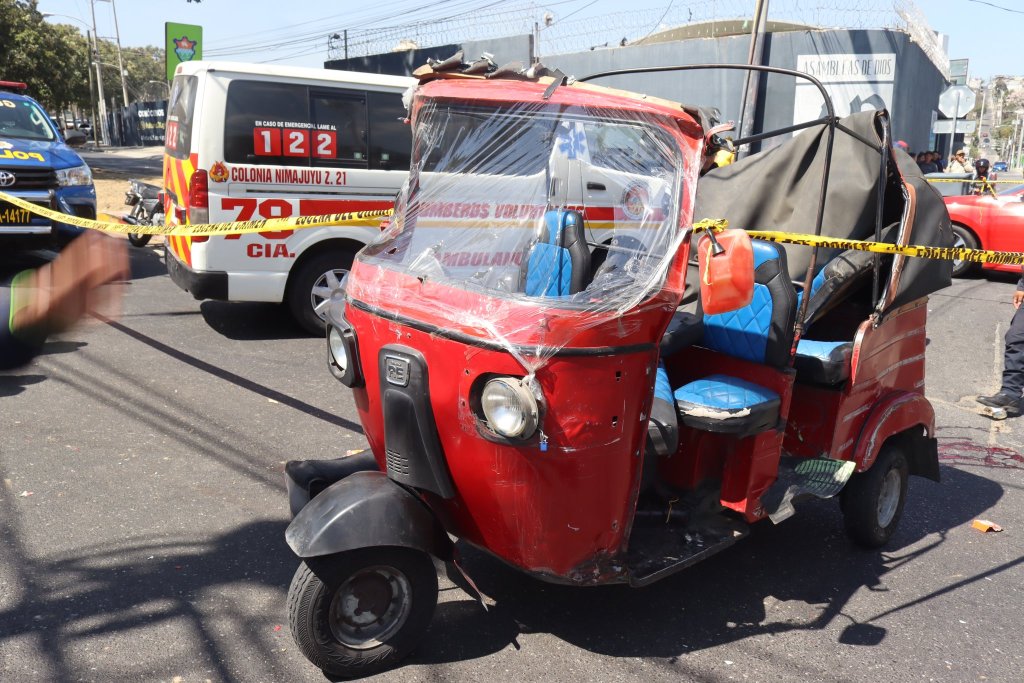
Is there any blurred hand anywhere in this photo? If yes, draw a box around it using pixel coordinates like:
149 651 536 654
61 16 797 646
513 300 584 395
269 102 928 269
1014 290 1024 310
12 231 129 336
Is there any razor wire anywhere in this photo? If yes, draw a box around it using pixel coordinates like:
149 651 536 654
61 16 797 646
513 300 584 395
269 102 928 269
323 0 940 64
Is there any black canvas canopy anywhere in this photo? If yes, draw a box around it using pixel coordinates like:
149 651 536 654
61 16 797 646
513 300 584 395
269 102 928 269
693 110 953 317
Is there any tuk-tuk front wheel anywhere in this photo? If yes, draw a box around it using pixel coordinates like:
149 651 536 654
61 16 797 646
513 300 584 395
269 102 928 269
841 443 909 548
288 547 438 678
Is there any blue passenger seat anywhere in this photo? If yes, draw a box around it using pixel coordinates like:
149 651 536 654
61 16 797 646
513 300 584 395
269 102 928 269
674 240 797 435
523 210 590 296
793 248 874 385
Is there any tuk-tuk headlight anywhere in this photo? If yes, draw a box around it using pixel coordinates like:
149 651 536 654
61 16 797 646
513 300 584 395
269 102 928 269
328 326 348 373
326 320 362 387
481 377 539 439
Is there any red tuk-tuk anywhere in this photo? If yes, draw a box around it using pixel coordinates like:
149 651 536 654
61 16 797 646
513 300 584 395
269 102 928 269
283 60 952 677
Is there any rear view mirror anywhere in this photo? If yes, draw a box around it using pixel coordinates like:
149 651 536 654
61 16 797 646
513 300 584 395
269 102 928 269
697 229 754 315
64 129 88 147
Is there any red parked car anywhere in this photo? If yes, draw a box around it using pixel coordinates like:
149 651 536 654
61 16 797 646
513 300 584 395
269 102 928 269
945 184 1024 277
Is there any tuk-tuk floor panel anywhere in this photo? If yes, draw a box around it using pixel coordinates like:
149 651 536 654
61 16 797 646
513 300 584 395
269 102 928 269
626 514 748 587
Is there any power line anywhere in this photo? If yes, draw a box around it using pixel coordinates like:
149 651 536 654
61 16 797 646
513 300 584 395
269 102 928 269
967 0 1024 14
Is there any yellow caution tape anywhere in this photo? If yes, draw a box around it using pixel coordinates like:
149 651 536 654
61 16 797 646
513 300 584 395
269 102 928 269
926 177 1019 184
2 189 1022 267
747 229 1024 266
694 218 1024 266
0 190 393 236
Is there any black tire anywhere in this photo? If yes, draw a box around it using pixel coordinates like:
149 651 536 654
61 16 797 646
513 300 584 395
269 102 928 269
288 547 438 678
950 224 979 278
841 443 909 548
128 233 152 247
287 250 354 336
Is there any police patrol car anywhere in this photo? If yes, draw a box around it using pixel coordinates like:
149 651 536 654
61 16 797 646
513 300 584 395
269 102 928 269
0 80 96 247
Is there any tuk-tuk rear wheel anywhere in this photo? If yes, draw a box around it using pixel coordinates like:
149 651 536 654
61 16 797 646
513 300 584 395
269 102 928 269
288 547 438 678
840 443 909 548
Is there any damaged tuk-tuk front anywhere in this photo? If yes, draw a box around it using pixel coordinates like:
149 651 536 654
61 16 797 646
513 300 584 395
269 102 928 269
282 57 953 678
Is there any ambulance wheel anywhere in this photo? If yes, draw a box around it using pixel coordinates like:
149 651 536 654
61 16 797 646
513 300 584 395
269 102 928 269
950 224 978 278
841 443 909 548
128 233 152 247
288 548 438 678
288 250 353 336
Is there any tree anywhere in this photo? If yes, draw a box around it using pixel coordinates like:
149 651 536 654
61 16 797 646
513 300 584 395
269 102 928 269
95 41 166 105
0 0 91 111
1 0 165 113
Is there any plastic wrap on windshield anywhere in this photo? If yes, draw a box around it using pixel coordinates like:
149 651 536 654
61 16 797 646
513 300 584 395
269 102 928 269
349 83 702 375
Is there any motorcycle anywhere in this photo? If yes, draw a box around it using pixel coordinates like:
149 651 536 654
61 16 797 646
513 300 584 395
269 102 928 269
123 179 164 247
282 62 953 677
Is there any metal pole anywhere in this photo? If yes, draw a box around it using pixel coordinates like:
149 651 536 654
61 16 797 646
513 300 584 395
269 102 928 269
946 91 961 162
344 29 348 61
737 0 769 156
89 0 109 146
1016 114 1024 171
1010 121 1015 168
977 82 987 152
109 0 129 107
86 30 97 144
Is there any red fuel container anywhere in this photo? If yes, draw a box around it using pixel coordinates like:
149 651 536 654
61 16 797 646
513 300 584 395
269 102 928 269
697 229 754 314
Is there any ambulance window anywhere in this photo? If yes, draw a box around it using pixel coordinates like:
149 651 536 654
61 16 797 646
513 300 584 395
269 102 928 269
418 107 553 176
367 91 411 171
166 75 198 160
584 122 671 176
224 80 310 166
310 92 368 168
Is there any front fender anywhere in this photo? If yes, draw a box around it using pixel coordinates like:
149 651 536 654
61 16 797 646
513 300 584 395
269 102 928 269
852 391 937 478
285 470 452 560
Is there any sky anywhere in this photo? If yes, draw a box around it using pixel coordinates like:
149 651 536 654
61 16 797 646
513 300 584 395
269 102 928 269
38 0 1024 82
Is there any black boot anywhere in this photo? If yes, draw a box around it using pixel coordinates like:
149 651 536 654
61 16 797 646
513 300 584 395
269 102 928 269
977 392 1023 415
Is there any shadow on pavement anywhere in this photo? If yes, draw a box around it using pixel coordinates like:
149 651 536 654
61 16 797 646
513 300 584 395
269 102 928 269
127 243 169 280
405 464 1006 671
200 301 309 341
0 373 47 397
0 494 296 682
0 461 1008 680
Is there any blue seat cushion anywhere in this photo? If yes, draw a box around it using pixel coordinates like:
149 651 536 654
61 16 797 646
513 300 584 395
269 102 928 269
794 340 853 385
674 374 781 435
525 242 572 296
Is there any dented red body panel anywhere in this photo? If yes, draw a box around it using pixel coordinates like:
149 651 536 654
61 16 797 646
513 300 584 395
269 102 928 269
342 78 702 582
784 300 932 467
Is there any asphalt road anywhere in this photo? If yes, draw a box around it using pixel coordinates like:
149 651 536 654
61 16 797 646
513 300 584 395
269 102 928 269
79 148 163 177
1 244 1023 682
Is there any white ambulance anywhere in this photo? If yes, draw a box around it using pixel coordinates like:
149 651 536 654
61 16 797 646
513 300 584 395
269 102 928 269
162 61 414 333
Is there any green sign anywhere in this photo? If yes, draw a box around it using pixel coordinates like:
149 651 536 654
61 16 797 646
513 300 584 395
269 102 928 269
165 22 203 81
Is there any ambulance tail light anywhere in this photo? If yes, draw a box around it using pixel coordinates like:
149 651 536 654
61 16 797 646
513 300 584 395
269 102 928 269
187 168 209 226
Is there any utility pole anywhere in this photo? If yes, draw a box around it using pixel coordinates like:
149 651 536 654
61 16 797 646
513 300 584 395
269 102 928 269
89 0 109 146
1016 112 1024 171
977 81 987 151
737 0 770 156
86 30 97 144
109 0 129 108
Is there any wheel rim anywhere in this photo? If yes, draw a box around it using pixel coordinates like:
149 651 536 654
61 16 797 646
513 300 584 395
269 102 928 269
328 565 413 649
876 469 902 528
311 269 348 321
952 232 966 271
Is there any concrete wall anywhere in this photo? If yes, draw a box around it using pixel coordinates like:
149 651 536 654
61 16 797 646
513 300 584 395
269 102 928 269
550 29 942 153
327 29 944 154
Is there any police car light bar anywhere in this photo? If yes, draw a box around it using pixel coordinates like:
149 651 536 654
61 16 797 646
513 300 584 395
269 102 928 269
0 80 29 92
